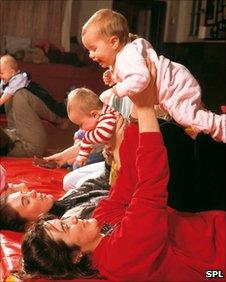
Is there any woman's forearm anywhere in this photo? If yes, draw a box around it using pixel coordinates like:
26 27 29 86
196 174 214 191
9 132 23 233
137 108 160 133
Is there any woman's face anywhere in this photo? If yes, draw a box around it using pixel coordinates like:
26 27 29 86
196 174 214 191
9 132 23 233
7 190 54 221
44 216 101 252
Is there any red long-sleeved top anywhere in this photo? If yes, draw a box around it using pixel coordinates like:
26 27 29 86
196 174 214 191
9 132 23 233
92 122 225 281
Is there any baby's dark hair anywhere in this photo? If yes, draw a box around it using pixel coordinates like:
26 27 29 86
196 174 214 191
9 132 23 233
0 194 28 231
67 87 103 115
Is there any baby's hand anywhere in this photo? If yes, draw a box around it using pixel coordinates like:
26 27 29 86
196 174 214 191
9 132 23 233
103 70 114 86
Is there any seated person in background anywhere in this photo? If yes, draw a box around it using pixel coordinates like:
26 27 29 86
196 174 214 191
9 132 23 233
67 88 118 167
20 64 225 281
82 9 226 143
0 54 69 157
0 55 27 106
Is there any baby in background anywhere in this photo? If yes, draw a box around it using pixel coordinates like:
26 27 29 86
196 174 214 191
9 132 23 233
67 88 118 167
82 9 226 143
0 54 29 106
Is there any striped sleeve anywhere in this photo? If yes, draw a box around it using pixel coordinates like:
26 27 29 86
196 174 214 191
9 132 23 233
78 112 117 158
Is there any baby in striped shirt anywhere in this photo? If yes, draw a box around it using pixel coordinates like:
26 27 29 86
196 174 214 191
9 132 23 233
67 88 118 167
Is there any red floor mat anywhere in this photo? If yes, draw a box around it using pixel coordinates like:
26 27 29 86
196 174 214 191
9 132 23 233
1 157 66 198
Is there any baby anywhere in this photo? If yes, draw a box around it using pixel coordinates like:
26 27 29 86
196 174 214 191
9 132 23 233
81 9 226 143
0 54 29 106
0 54 67 119
67 88 118 167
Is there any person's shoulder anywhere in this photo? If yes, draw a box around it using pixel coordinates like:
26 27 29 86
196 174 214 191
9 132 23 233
5 71 29 94
13 71 28 79
9 71 28 84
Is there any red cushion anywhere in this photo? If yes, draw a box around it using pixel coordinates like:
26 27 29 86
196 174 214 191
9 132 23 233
1 157 66 198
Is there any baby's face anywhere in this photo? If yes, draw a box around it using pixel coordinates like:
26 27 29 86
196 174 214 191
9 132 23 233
68 107 98 131
0 62 14 84
82 25 119 68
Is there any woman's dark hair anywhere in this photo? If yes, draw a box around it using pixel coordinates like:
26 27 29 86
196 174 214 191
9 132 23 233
0 195 28 231
21 214 98 279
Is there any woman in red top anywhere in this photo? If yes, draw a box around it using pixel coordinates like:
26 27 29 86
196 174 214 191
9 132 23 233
21 64 225 281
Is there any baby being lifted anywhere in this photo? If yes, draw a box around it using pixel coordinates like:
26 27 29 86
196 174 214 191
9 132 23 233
67 88 118 167
81 9 226 143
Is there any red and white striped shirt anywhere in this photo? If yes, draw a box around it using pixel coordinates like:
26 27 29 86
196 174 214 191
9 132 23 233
77 105 118 160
